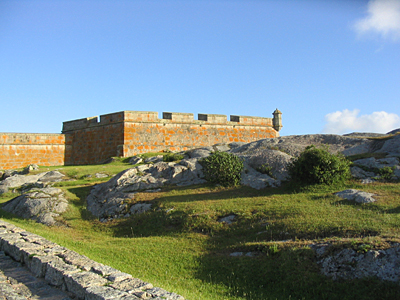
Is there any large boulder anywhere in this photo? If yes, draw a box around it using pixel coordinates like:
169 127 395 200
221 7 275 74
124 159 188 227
38 171 65 182
240 164 280 189
2 187 68 226
350 166 376 180
242 149 292 182
86 159 206 219
375 134 400 157
0 174 45 190
353 157 399 170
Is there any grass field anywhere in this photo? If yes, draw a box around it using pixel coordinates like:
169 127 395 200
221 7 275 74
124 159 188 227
1 159 400 300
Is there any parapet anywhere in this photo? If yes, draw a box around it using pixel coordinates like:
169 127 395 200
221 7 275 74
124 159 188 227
62 110 281 132
62 116 98 132
62 111 159 132
99 111 126 124
124 111 158 122
230 115 273 126
198 114 227 123
163 112 194 122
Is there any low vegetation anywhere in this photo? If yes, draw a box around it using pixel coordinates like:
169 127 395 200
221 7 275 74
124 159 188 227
200 151 244 187
0 153 400 300
288 145 351 185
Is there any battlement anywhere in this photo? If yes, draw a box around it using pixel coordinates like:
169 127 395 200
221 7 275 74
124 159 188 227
230 115 273 126
63 110 279 132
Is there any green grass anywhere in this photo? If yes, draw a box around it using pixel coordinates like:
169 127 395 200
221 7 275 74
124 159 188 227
1 160 400 300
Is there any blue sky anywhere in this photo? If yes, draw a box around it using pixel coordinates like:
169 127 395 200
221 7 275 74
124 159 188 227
1 0 399 136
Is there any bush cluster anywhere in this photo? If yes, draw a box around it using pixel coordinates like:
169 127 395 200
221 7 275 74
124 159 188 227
200 151 243 187
288 145 351 185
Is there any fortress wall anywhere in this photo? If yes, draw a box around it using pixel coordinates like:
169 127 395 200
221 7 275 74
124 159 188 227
62 112 126 165
122 112 278 156
1 110 281 169
0 133 65 170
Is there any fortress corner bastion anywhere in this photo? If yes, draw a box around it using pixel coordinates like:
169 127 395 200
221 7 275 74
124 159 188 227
1 109 282 169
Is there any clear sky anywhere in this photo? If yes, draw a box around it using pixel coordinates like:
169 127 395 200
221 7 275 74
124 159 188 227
1 0 399 136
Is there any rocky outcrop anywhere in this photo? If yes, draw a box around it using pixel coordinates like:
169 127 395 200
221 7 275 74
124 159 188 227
0 171 65 195
375 134 400 157
86 160 206 220
313 242 400 282
2 187 68 226
351 157 400 182
353 157 399 170
229 134 375 157
0 220 185 300
0 169 68 225
232 133 400 184
86 133 400 220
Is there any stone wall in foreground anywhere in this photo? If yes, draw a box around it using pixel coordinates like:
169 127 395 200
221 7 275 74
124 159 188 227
0 220 185 300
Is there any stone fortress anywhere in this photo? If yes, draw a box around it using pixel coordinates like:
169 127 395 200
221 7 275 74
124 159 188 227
0 109 282 170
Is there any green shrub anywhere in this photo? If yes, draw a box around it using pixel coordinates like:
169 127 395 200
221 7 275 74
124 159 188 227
200 151 244 187
256 164 273 177
288 145 351 185
163 153 184 162
377 166 395 182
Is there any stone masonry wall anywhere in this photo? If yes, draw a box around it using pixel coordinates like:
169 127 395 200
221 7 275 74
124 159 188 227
62 111 280 164
0 133 65 170
0 109 281 169
122 113 278 156
63 116 125 165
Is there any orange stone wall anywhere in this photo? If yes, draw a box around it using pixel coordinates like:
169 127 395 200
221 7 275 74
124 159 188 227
62 113 125 165
63 111 280 165
0 133 65 170
122 112 278 156
1 110 282 169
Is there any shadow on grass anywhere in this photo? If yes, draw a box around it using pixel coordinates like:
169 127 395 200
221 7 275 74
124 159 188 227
333 199 400 216
194 242 400 300
64 185 96 221
0 208 38 225
107 182 385 241
150 183 295 204
107 184 305 239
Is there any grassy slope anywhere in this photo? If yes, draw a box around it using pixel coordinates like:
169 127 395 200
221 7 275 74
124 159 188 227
1 160 400 300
